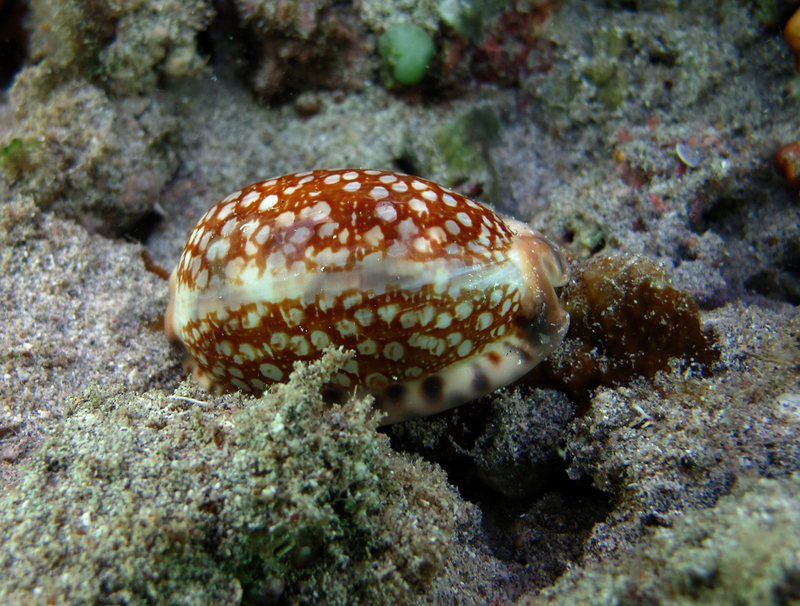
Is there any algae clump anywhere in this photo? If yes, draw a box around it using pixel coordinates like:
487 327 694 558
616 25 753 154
378 24 435 86
0 349 457 605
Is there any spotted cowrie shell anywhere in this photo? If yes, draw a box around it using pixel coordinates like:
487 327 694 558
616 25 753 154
165 169 570 424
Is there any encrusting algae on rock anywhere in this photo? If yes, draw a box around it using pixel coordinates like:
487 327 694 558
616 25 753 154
0 349 457 606
529 253 719 404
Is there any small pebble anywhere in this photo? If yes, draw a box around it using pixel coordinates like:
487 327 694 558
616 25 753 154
676 142 703 168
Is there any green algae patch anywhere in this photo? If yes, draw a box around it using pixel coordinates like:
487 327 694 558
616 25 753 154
520 474 800 606
0 349 456 605
0 138 37 183
378 24 435 86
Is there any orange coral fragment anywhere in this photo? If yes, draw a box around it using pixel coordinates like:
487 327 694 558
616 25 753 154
784 9 800 72
775 141 800 190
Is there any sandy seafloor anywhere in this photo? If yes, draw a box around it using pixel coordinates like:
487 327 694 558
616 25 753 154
1 0 800 604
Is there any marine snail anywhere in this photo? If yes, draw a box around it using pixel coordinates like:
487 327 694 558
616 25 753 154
165 169 570 423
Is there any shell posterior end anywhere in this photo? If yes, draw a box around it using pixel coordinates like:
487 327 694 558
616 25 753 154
164 267 180 346
165 266 227 396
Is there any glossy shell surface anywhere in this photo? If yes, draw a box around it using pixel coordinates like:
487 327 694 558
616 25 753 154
165 169 570 423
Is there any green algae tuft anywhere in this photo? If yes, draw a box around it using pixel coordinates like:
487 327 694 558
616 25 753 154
0 349 457 605
378 24 435 86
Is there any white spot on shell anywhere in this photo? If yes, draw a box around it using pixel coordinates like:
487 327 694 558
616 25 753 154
219 340 234 357
239 343 258 360
364 225 385 247
383 342 404 361
343 181 361 192
413 237 432 253
398 218 419 238
189 227 203 247
221 219 237 237
305 201 331 219
337 320 358 337
358 339 377 355
354 308 375 326
366 373 388 389
445 220 460 235
369 186 389 200
400 311 418 329
271 333 288 350
311 331 330 349
289 336 310 356
276 211 295 227
241 190 260 207
290 227 311 245
489 288 503 307
260 364 283 381
240 220 259 238
455 301 473 320
435 312 452 329
217 202 236 221
343 292 363 309
318 222 337 238
259 194 279 211
255 225 271 244
243 310 261 329
199 231 212 252
344 359 358 375
207 239 231 262
266 252 286 271
285 307 304 326
378 304 400 324
375 202 397 222
446 332 463 346
221 191 240 204
476 311 494 331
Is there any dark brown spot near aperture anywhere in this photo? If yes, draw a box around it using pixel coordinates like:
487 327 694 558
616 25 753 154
472 368 489 393
421 375 443 404
385 383 406 404
486 351 502 366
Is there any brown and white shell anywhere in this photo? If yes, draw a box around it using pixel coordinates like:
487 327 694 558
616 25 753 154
165 169 570 424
